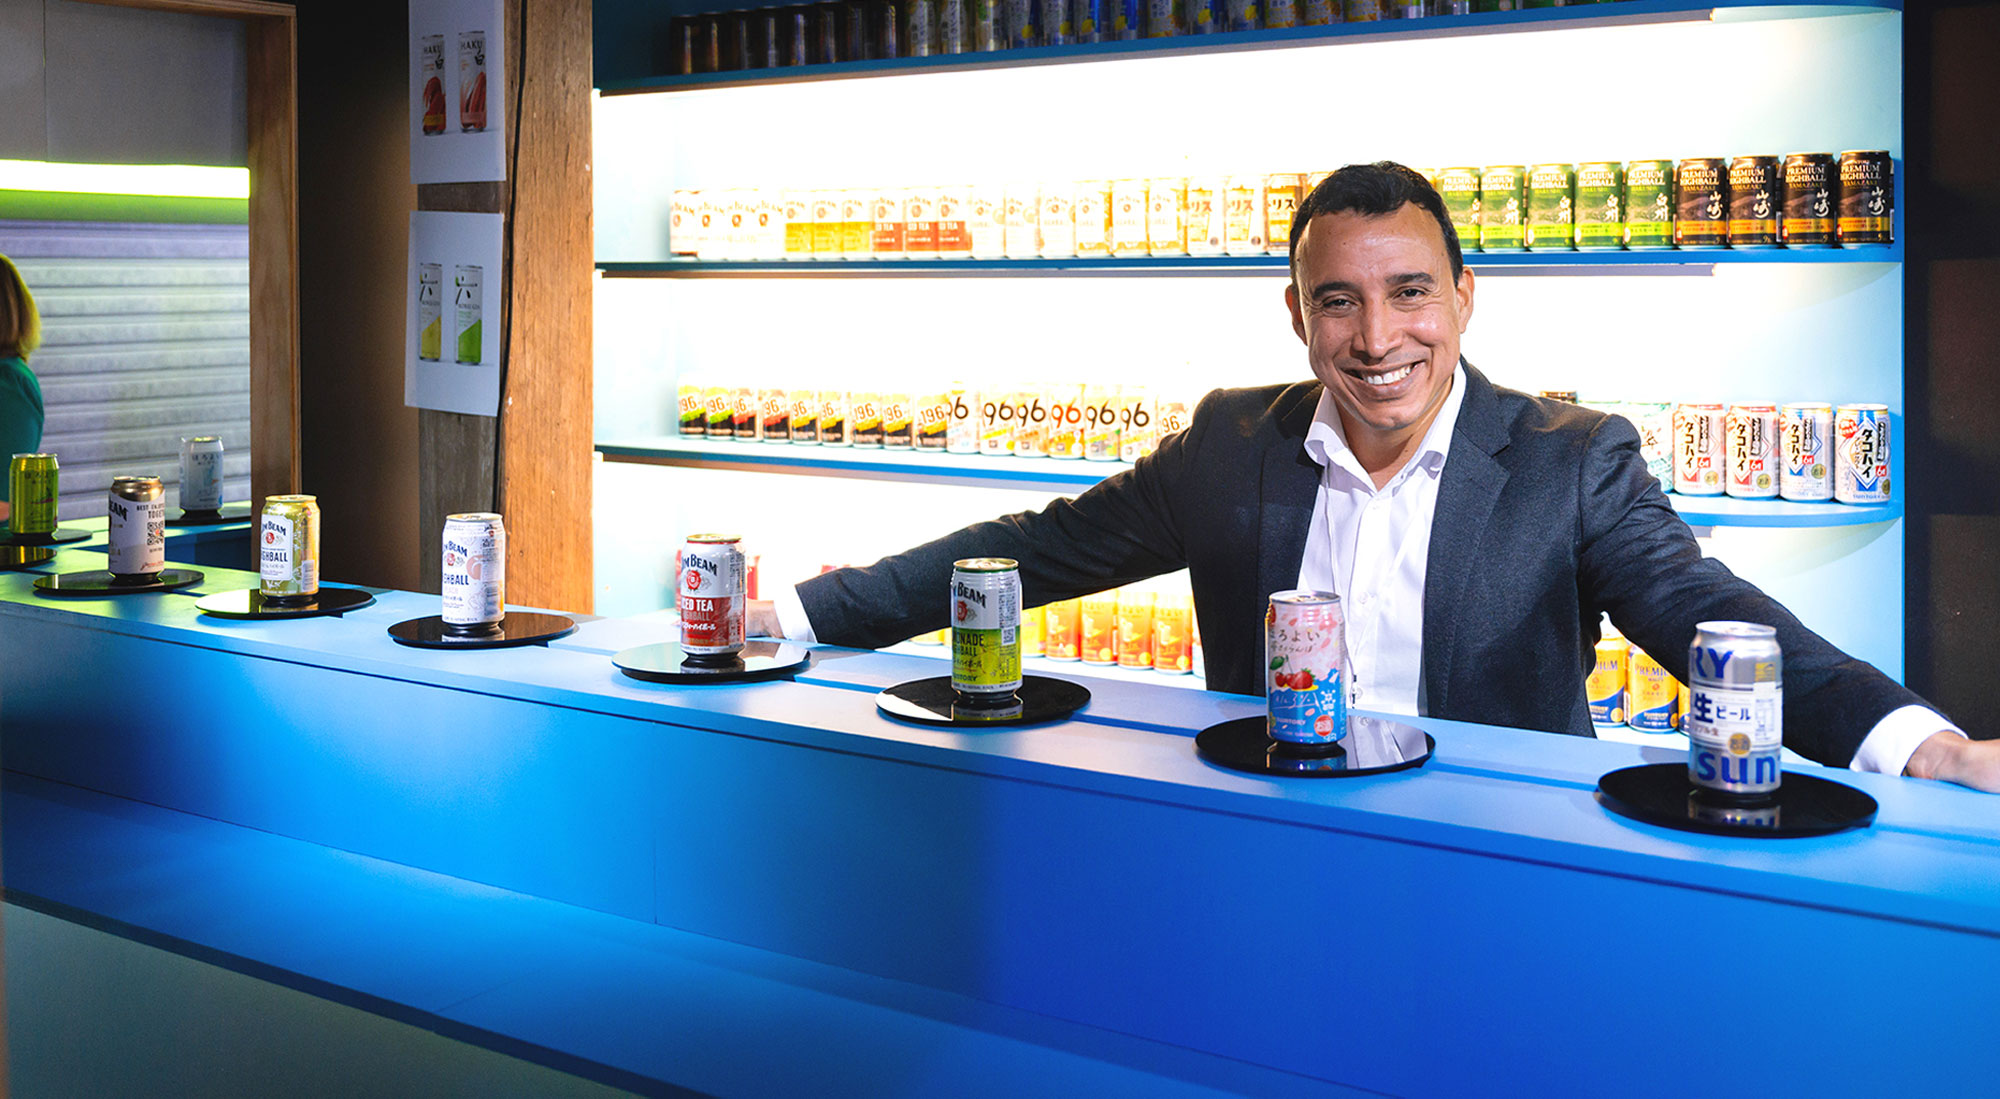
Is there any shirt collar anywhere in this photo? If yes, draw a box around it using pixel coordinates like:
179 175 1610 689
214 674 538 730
1302 361 1467 487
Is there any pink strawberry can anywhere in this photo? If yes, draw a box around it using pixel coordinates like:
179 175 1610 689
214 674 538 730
1265 591 1350 747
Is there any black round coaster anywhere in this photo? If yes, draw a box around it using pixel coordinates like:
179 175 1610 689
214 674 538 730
195 586 377 619
0 544 57 570
1596 763 1877 838
166 505 253 527
876 675 1092 727
387 612 577 649
0 527 91 546
33 568 205 596
613 640 812 684
1195 715 1435 778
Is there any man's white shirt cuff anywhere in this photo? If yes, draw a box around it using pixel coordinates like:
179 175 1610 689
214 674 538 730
773 585 818 644
1851 705 1963 775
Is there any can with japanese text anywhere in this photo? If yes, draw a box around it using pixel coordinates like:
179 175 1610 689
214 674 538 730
1623 159 1674 249
1265 173 1305 255
178 435 225 512
951 558 1023 698
1780 402 1832 502
1478 166 1525 252
1674 158 1728 247
1118 387 1156 462
676 383 705 437
1110 179 1149 257
1012 389 1050 457
8 453 57 535
458 31 487 132
1687 621 1782 801
705 385 733 436
977 391 1014 456
1116 588 1154 667
1147 0 1183 35
1624 401 1674 492
1080 589 1118 664
758 388 790 440
947 385 980 453
1781 153 1836 247
1265 0 1298 25
1003 183 1039 259
1109 0 1143 36
1725 403 1780 499
815 390 849 446
882 393 915 448
680 534 747 658
258 494 318 600
847 393 881 447
418 263 443 360
1045 597 1082 660
732 387 758 439
1223 176 1265 255
905 188 939 255
1266 591 1349 747
1047 385 1085 459
1082 386 1120 461
914 392 951 450
871 191 908 259
1835 404 1890 504
1147 177 1187 256
1673 403 1725 495
1627 644 1680 733
788 388 819 443
1435 167 1482 251
1184 177 1226 256
1727 156 1780 248
1525 164 1575 251
1588 624 1628 726
1574 162 1623 250
420 35 447 133
1837 151 1894 245
1152 592 1193 674
1074 181 1112 257
936 187 972 257
441 512 504 630
109 476 167 580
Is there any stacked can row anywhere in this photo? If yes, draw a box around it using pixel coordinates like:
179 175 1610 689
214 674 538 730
909 584 1203 673
1574 399 1890 505
666 0 1624 76
675 382 1190 462
668 176 1312 261
1587 624 1688 733
1440 153 1895 252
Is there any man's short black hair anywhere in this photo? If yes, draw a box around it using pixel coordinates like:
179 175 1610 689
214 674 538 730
1287 162 1465 287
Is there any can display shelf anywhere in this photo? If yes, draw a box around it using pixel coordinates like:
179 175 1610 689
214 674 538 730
597 437 1903 527
598 243 1900 279
597 0 1901 94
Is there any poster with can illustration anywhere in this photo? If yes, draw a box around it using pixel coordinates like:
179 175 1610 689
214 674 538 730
406 211 503 415
409 0 505 183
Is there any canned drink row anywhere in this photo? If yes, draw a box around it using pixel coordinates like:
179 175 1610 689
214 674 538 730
1665 401 1889 504
674 381 1192 463
1587 622 1689 733
1428 152 1893 253
10 437 237 534
668 175 1321 261
913 581 1201 675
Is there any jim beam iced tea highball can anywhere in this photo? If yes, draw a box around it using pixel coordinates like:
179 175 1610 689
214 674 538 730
1267 592 1348 747
679 534 747 659
1780 402 1833 502
442 512 505 632
259 494 320 602
1687 621 1782 801
178 435 225 512
9 453 58 535
950 558 1022 702
1725 403 1780 499
108 476 167 580
1835 404 1891 504
1673 403 1725 495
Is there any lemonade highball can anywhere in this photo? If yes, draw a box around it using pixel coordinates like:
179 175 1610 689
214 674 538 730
951 558 1022 699
1266 591 1349 746
259 494 320 602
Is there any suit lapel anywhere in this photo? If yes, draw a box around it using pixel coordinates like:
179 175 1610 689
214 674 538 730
1422 365 1512 717
1256 385 1324 610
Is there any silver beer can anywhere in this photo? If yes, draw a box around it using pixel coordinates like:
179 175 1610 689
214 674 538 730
1686 621 1783 801
680 534 747 657
107 475 166 579
1779 402 1833 502
178 435 226 512
442 512 507 631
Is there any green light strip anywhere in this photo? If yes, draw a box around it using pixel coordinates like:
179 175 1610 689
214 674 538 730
0 159 248 199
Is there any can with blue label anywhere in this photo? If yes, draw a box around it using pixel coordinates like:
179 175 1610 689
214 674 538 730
1265 591 1349 747
1224 0 1260 29
1188 0 1222 31
1834 404 1890 504
1686 622 1782 801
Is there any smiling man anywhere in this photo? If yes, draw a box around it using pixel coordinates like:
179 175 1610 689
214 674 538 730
750 161 1998 793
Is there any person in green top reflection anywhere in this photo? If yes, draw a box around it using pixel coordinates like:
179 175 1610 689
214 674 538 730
0 254 47 524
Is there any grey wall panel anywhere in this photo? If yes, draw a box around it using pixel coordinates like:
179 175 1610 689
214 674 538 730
0 0 47 160
1 221 252 519
42 1 247 167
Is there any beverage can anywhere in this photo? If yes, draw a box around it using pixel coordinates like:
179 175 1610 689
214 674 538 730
1082 385 1120 461
1574 162 1623 251
1003 183 1040 259
1587 623 1628 726
1184 178 1225 256
967 186 1007 258
1623 401 1673 491
1147 178 1186 256
1524 163 1575 252
178 436 225 512
458 31 487 132
1266 591 1349 746
678 382 706 436
1834 404 1890 504
1152 591 1193 674
1728 156 1781 248
8 453 58 535
818 390 851 446
905 188 939 255
1781 153 1836 247
849 392 883 447
109 476 167 579
1264 173 1305 255
914 392 951 450
1079 590 1118 664
1039 184 1077 258
1672 403 1725 495
1478 166 1525 252
680 534 747 656
789 388 820 442
936 186 972 257
1434 168 1482 251
1020 603 1046 656
453 264 482 364
951 558 1023 697
882 393 915 448
1118 387 1156 462
1674 158 1729 248
1623 159 1675 249
758 387 790 440
1074 180 1112 257
1837 151 1894 245
1724 403 1780 499
1627 644 1680 733
1109 180 1149 257
1779 402 1832 502
705 385 733 436
1046 384 1086 459
419 35 447 134
946 385 980 453
782 190 813 257
1687 621 1783 801
441 512 505 628
1223 176 1264 255
1012 389 1050 457
259 493 319 600
1224 0 1260 30
1116 587 1155 668
417 263 443 360
1045 598 1082 660
979 389 1016 455
732 387 758 439
871 190 908 259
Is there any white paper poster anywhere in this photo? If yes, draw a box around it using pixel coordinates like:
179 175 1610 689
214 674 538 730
406 210 504 416
409 0 506 184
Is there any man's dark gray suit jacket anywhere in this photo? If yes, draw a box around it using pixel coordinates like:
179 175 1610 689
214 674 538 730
798 363 1924 767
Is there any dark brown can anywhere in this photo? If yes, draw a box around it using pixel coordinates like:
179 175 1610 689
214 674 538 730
1781 153 1837 247
1675 158 1729 248
1838 151 1894 245
1727 156 1779 248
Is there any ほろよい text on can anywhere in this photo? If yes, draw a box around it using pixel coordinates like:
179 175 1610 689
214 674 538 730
441 512 506 631
1686 621 1783 801
951 558 1023 698
260 494 320 602
1266 591 1349 746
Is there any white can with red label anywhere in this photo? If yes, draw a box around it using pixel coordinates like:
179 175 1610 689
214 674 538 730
679 534 746 656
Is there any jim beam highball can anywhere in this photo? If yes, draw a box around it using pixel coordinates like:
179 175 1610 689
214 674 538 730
1725 403 1780 499
108 476 167 580
177 435 225 513
1674 158 1728 248
1727 156 1780 248
1781 153 1836 247
1266 591 1349 747
8 452 58 535
1623 159 1675 249
1673 403 1725 495
680 534 747 659
1687 621 1782 802
951 558 1022 701
442 512 505 632
1837 151 1894 245
1779 402 1833 502
1835 404 1891 504
259 494 320 602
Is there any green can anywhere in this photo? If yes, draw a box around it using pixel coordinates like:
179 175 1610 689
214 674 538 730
1479 166 1526 252
1623 159 1675 249
1574 162 1625 250
1525 164 1575 252
8 452 58 535
1434 168 1483 252
259 494 322 604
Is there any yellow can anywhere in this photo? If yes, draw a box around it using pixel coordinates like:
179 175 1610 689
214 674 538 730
1074 181 1112 257
809 191 841 256
1116 588 1155 668
1587 626 1628 726
1020 603 1046 658
1264 173 1306 255
1109 180 1150 258
1045 598 1082 661
1146 177 1186 256
1080 590 1119 665
782 190 812 257
1223 176 1264 256
1152 592 1193 674
1626 644 1681 732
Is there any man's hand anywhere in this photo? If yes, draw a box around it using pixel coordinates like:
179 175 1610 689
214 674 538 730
747 599 784 639
1904 731 2000 792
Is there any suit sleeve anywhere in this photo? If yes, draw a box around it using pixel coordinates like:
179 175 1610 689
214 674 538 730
1572 413 1927 768
796 390 1220 650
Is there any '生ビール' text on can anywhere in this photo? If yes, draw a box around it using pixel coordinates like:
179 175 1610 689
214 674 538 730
1835 404 1890 504
260 494 320 602
1687 621 1783 801
951 558 1023 699
680 534 746 658
1266 590 1349 747
442 512 506 632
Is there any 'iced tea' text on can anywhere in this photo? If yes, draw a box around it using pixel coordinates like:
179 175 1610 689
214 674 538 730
1266 591 1349 747
1687 621 1783 801
1781 152 1836 247
1478 166 1525 252
951 558 1023 698
441 512 505 630
1727 156 1780 248
1674 158 1728 247
108 475 166 579
1524 164 1575 252
1623 159 1675 249
1626 645 1680 733
8 452 58 535
178 435 225 512
1573 162 1623 251
680 534 747 657
1779 402 1833 502
1673 403 1725 495
1834 404 1891 504
1724 403 1780 499
1837 151 1894 245
259 494 320 602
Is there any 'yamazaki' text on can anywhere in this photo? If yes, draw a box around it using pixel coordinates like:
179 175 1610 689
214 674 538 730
441 512 505 630
1727 156 1780 248
1782 153 1836 247
680 534 746 657
951 558 1022 699
8 452 58 535
1837 151 1894 245
109 475 166 579
1675 158 1728 247
178 435 225 512
1779 402 1833 501
1835 404 1891 504
1725 403 1780 499
260 494 320 602
1623 159 1675 249
1673 403 1725 495
1687 621 1783 801
1266 591 1349 747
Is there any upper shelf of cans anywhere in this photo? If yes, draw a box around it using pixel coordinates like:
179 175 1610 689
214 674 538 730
602 0 1904 94
605 155 1897 277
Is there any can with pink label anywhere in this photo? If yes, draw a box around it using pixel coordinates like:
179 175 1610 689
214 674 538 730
1265 591 1350 747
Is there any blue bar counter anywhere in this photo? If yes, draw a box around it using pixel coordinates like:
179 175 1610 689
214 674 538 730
2 552 1996 1096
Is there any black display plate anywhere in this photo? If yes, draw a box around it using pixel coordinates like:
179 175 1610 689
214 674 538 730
0 527 90 546
195 586 377 619
876 675 1091 727
613 640 813 684
1596 763 1877 838
0 544 57 571
166 505 253 527
387 612 577 649
33 568 205 596
1195 715 1436 778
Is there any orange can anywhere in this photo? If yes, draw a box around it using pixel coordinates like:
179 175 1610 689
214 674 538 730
1044 598 1081 661
1152 592 1193 674
1080 591 1119 665
1116 588 1154 668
